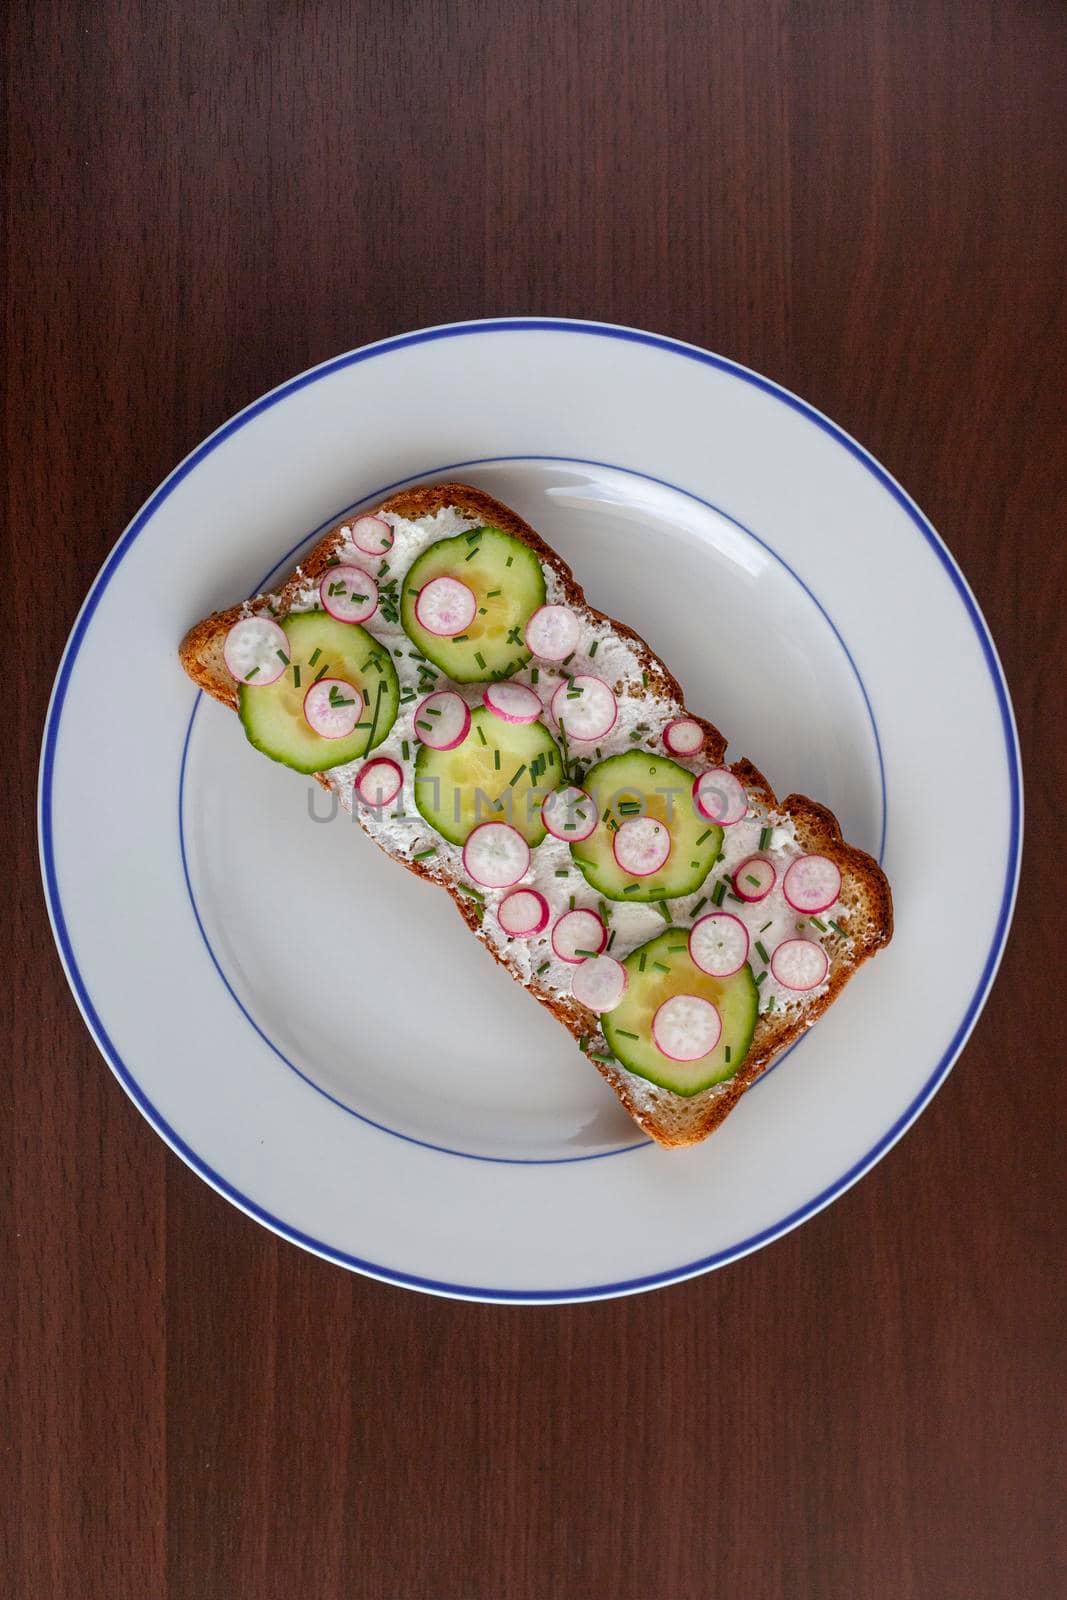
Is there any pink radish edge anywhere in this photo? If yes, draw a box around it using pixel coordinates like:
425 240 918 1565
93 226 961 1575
782 854 842 914
497 889 550 937
414 691 470 751
541 786 597 842
354 758 403 807
688 912 749 977
770 938 829 991
551 909 607 964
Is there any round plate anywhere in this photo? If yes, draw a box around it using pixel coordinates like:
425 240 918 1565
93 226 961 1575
39 319 1022 1302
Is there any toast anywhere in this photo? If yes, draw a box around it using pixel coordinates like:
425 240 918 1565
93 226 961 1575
181 483 892 1147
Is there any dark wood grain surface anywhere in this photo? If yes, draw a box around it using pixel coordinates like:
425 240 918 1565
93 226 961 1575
4 3 1064 1596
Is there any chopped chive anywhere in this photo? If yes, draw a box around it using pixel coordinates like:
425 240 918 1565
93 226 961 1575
537 960 550 975
760 920 772 933
275 649 289 665
691 860 699 869
377 560 389 577
641 671 648 687
478 607 487 616
691 898 708 919
574 948 599 958
266 603 278 616
313 661 330 683
476 724 488 746
505 555 514 567
652 960 671 973
453 633 469 642
292 665 301 688
598 900 611 922
755 940 770 964
563 823 576 831
555 868 569 877
493 749 501 770
572 856 594 869
563 652 575 667
623 883 640 894
465 529 482 542
745 874 761 888
668 943 687 953
245 666 260 680
588 1050 615 1063
724 1045 732 1063
657 901 671 922
696 828 712 845
474 651 486 669
606 930 616 951
755 971 767 986
829 919 849 938
417 720 433 732
588 640 599 657
486 588 501 596
412 847 437 860
810 916 828 932
767 994 776 1011
727 892 743 903
365 681 386 750
759 826 772 850
615 1029 639 1040
425 706 442 717
401 740 410 760
638 953 648 972
457 883 484 901
530 666 539 684
508 764 526 787
711 881 727 906
464 547 478 561
353 721 371 729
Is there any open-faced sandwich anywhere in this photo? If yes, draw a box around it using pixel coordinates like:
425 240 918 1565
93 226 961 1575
180 483 892 1147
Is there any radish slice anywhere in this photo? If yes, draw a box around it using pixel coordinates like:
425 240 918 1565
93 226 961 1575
663 718 705 757
783 853 842 914
414 576 477 637
483 681 543 725
525 604 581 662
319 564 379 624
733 855 776 903
551 909 607 964
541 785 597 842
551 675 618 742
354 758 403 808
571 955 628 1014
689 913 749 977
693 768 749 825
771 938 829 991
223 616 290 685
612 816 672 877
462 823 530 889
414 691 471 751
652 995 722 1062
302 677 363 739
350 514 393 556
497 889 550 937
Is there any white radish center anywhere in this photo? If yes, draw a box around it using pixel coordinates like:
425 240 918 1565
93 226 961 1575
416 577 477 636
613 816 672 876
303 678 363 739
771 938 829 991
783 853 842 913
350 514 393 555
571 956 627 1013
693 768 748 825
689 913 749 976
223 616 289 685
319 564 378 623
652 995 722 1061
463 823 530 888
525 604 580 661
552 676 618 741
664 718 704 755
552 909 606 963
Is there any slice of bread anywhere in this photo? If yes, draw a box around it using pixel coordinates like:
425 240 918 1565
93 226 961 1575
181 483 892 1147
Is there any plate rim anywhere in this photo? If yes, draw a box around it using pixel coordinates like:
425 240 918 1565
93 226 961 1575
37 316 1024 1303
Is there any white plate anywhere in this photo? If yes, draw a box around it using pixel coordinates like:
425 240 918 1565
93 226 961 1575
39 319 1021 1302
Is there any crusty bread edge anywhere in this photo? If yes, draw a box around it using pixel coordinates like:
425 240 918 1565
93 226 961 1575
180 482 893 1148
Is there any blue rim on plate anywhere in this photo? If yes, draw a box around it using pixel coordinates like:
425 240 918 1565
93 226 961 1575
38 318 1023 1302
178 453 888 1165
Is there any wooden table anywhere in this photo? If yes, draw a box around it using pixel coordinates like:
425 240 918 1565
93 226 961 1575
5 4 1063 1596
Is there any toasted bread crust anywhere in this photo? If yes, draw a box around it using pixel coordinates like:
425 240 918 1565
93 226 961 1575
180 482 892 1147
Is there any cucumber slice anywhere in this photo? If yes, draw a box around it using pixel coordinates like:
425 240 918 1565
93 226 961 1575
574 751 723 902
401 526 546 682
238 612 400 773
414 706 562 845
603 928 758 1094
